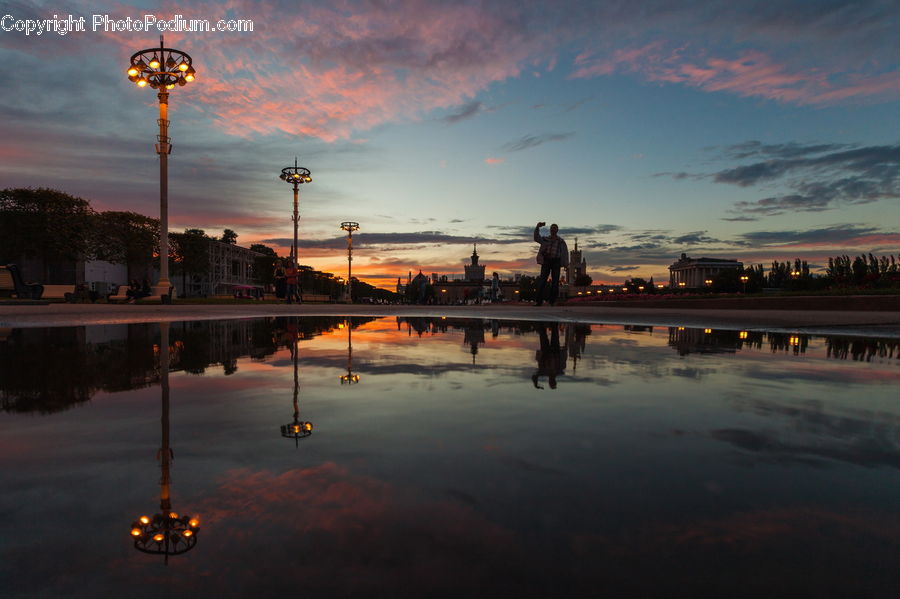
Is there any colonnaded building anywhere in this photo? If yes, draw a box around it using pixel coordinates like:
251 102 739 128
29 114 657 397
179 238 265 297
668 253 742 289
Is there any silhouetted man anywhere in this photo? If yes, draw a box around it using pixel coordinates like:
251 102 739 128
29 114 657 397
533 222 569 306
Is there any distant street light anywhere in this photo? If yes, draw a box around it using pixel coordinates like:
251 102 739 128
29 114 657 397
127 36 196 298
279 158 312 263
340 222 359 303
740 274 749 293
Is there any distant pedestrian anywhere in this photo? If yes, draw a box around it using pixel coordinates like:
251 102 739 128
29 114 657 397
274 261 287 299
533 222 569 306
491 272 501 302
285 260 300 304
126 279 151 303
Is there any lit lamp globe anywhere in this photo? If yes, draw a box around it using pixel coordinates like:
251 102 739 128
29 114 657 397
281 420 313 444
130 512 199 561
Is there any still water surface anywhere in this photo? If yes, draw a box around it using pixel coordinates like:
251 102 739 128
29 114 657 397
1 317 898 597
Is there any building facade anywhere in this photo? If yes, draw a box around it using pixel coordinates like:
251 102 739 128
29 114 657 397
566 237 587 285
463 245 485 282
180 239 265 297
403 247 511 304
668 253 742 288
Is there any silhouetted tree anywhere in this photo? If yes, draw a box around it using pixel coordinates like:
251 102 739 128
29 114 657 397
0 187 95 281
250 243 278 287
91 211 159 281
170 229 210 296
221 228 238 244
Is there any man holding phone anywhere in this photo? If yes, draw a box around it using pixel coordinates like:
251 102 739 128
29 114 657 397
533 221 569 306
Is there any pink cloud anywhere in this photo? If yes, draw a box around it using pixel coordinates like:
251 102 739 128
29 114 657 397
109 0 555 142
484 157 505 165
571 44 900 106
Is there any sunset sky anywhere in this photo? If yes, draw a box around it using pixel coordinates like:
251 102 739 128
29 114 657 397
1 0 898 288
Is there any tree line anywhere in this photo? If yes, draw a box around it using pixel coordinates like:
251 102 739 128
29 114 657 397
621 256 899 294
0 187 395 299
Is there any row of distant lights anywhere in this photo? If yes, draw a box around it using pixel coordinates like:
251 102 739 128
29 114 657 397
679 327 800 346
576 284 667 296
127 53 196 89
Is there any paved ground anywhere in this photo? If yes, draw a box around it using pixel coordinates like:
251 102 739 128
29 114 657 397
2 301 900 337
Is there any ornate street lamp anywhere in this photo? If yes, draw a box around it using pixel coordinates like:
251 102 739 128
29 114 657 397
339 321 360 384
129 323 199 562
340 222 359 303
279 158 312 263
280 338 313 446
127 36 196 298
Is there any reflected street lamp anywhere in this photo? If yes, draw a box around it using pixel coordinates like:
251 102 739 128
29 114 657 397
339 321 360 384
340 222 359 303
279 158 312 263
129 323 199 562
280 338 313 446
127 36 196 297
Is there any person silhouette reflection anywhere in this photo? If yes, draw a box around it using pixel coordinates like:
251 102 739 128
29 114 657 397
532 323 567 389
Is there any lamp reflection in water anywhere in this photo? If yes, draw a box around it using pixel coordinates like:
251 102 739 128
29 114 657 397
281 332 313 446
339 320 360 384
129 322 199 562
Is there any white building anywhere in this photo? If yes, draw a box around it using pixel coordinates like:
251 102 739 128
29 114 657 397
178 239 265 296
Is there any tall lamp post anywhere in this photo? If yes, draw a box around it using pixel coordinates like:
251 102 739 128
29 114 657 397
340 222 359 302
127 36 196 298
279 159 312 263
129 323 200 563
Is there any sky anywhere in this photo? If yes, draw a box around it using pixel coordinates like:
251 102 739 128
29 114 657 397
1 0 898 288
